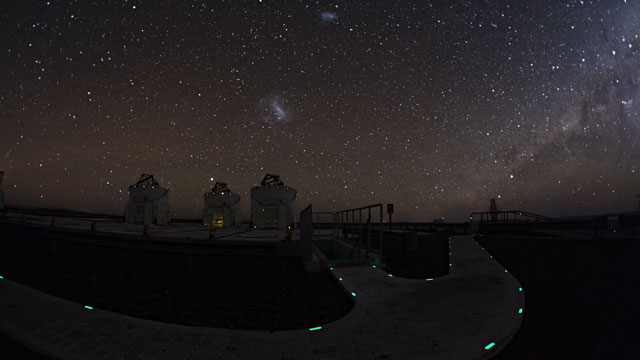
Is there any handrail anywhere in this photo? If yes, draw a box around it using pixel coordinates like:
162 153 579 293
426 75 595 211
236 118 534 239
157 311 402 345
334 203 384 258
348 214 371 260
334 204 383 213
469 210 560 223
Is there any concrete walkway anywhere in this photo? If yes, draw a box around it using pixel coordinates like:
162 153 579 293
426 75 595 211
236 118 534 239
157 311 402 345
0 235 524 359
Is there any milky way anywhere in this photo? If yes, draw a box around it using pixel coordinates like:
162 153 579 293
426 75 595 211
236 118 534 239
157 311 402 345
1 0 639 221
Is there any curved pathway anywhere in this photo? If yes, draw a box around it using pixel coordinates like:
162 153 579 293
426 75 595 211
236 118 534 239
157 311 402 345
0 235 523 359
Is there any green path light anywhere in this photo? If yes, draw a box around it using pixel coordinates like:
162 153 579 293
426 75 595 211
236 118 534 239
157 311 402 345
84 305 93 310
0 275 3 279
372 265 376 268
309 326 322 331
518 308 523 314
351 292 356 297
338 277 343 281
425 278 433 281
388 274 393 277
485 342 495 350
329 267 334 270
504 269 508 273
519 287 523 291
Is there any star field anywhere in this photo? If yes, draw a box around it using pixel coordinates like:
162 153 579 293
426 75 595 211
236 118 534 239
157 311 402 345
1 0 639 221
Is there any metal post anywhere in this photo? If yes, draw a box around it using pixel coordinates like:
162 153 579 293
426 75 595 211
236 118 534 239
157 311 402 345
379 205 383 257
367 208 371 259
346 211 350 241
345 211 348 239
351 210 354 242
352 210 356 245
333 212 336 241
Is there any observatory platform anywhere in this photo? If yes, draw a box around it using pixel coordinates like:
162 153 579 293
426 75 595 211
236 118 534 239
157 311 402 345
2 212 299 242
0 224 524 359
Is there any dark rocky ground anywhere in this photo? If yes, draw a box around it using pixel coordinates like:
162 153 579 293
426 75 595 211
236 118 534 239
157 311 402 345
0 332 54 360
478 235 640 359
0 230 353 358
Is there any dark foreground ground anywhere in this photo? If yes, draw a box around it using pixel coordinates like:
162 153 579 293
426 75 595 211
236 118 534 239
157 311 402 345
0 332 53 360
0 237 353 331
478 235 640 359
0 227 353 358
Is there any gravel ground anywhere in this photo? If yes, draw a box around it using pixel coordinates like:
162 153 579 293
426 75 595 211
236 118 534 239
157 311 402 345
478 235 640 359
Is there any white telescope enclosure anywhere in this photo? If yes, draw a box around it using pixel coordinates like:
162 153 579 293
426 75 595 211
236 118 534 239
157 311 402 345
124 174 171 225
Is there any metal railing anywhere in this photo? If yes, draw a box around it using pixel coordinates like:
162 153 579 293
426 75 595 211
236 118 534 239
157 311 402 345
389 221 468 234
309 211 336 241
469 210 560 224
334 204 384 259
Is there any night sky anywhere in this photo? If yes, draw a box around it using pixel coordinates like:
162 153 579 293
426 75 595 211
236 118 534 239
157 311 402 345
1 0 639 221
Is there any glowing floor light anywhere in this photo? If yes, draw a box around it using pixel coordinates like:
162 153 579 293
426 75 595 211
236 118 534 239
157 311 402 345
388 274 393 277
519 287 523 291
0 275 3 279
338 277 343 281
485 342 496 350
425 278 434 281
309 326 322 331
84 305 94 310
351 292 357 297
372 265 376 268
518 308 523 314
